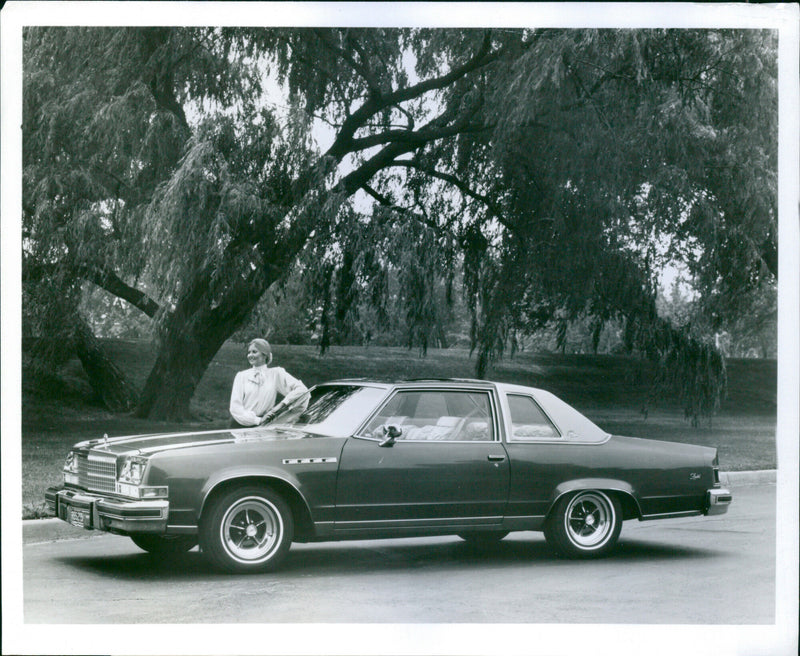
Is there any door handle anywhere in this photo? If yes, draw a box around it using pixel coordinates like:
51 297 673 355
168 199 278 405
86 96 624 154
487 454 506 462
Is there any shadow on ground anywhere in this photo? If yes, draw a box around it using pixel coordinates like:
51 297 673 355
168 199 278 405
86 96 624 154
55 533 724 581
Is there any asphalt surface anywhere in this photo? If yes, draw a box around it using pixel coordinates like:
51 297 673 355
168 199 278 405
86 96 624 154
20 473 777 626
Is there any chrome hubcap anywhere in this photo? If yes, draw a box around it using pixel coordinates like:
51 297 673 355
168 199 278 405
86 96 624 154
221 497 282 564
565 492 614 548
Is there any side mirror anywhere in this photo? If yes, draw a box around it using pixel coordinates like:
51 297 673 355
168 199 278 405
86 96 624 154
379 424 402 447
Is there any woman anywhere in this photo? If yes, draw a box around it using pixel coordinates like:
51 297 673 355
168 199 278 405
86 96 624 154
229 338 309 428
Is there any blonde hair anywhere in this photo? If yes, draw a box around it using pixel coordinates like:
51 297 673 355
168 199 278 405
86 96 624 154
248 338 273 364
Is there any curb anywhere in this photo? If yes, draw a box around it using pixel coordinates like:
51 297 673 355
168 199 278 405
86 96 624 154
22 517 100 545
720 469 777 487
22 470 776 544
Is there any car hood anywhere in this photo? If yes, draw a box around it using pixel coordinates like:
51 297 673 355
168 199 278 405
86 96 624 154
74 425 320 457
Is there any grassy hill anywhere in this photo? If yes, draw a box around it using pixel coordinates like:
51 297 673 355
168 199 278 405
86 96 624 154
21 340 777 515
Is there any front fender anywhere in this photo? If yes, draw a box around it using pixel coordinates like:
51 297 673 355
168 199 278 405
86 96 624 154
198 465 307 518
546 478 642 519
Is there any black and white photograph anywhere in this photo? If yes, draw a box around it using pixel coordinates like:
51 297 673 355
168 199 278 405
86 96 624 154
2 2 798 655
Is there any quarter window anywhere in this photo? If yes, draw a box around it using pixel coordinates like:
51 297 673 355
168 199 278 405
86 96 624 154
507 394 560 440
363 390 494 442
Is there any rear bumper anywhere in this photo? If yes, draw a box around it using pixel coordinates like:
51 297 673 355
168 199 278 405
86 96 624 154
45 486 169 534
705 487 733 515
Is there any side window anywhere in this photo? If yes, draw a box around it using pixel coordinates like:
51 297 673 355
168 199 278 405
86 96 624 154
363 390 494 442
507 394 560 440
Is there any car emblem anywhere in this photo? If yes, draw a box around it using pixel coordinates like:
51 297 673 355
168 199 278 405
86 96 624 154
282 457 338 465
103 433 109 447
689 472 701 480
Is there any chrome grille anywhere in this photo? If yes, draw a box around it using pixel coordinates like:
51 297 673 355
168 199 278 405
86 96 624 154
77 451 117 493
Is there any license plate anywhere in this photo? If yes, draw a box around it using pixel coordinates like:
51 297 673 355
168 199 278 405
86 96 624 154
68 508 90 528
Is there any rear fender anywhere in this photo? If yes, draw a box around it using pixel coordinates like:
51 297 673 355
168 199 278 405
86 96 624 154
546 478 643 520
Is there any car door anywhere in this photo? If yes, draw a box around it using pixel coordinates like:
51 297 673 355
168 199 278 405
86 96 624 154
334 387 510 531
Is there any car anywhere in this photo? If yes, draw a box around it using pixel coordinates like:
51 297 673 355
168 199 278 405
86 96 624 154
46 379 732 572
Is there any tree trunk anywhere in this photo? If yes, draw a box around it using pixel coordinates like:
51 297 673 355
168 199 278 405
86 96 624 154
73 319 139 412
135 331 216 421
135 268 268 420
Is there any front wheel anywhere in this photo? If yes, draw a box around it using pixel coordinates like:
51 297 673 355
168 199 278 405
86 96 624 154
200 486 293 573
130 534 198 554
543 490 621 558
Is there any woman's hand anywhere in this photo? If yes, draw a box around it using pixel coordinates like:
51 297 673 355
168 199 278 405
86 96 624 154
260 404 283 425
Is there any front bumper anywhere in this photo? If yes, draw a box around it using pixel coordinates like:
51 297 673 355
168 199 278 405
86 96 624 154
705 487 733 516
45 486 169 534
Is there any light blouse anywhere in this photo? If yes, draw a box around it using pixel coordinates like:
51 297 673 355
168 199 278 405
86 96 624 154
229 365 308 427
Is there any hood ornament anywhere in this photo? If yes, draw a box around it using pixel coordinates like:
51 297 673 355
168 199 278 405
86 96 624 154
103 433 109 448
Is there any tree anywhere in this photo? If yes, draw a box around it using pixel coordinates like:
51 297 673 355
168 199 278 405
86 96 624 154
414 29 776 418
23 27 244 410
23 27 777 421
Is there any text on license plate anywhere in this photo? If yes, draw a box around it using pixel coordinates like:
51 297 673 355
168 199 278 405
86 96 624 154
68 508 90 528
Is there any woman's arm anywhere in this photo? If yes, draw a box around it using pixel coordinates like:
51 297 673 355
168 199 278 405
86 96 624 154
271 368 310 412
229 371 261 426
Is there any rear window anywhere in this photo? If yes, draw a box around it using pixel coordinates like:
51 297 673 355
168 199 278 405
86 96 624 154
507 394 560 440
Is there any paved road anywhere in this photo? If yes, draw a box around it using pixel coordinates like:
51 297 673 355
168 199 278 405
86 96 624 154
22 483 775 625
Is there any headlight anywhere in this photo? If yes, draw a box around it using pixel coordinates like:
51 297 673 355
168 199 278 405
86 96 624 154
63 451 80 485
118 455 148 485
63 451 79 474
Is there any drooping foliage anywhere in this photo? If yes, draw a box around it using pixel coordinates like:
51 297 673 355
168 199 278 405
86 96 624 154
398 28 776 418
22 26 776 421
22 27 249 406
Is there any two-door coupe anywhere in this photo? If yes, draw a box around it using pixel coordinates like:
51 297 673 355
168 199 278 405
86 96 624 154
46 379 732 572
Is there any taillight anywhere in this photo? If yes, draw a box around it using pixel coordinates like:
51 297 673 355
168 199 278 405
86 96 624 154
712 450 720 485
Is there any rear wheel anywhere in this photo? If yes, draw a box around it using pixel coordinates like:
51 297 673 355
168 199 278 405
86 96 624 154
130 534 197 554
543 490 621 558
200 486 293 573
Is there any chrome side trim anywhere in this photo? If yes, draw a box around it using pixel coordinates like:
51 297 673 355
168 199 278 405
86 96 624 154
166 524 199 535
351 435 502 444
639 510 703 520
505 435 611 446
334 515 503 529
96 509 167 521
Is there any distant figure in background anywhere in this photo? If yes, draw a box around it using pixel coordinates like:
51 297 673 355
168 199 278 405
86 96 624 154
229 338 309 428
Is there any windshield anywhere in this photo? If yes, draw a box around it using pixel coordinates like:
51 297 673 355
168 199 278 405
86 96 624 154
268 384 388 437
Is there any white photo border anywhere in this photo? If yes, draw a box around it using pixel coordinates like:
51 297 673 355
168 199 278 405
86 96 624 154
2 3 798 655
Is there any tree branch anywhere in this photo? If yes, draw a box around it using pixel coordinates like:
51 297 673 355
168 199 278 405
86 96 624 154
77 263 161 318
24 256 161 318
361 183 444 236
392 160 509 228
313 29 383 99
325 30 501 162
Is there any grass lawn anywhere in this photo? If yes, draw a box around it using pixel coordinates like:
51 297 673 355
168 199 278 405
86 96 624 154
20 340 777 517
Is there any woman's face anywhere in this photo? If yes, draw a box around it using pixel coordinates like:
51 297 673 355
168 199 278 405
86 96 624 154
247 344 267 367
